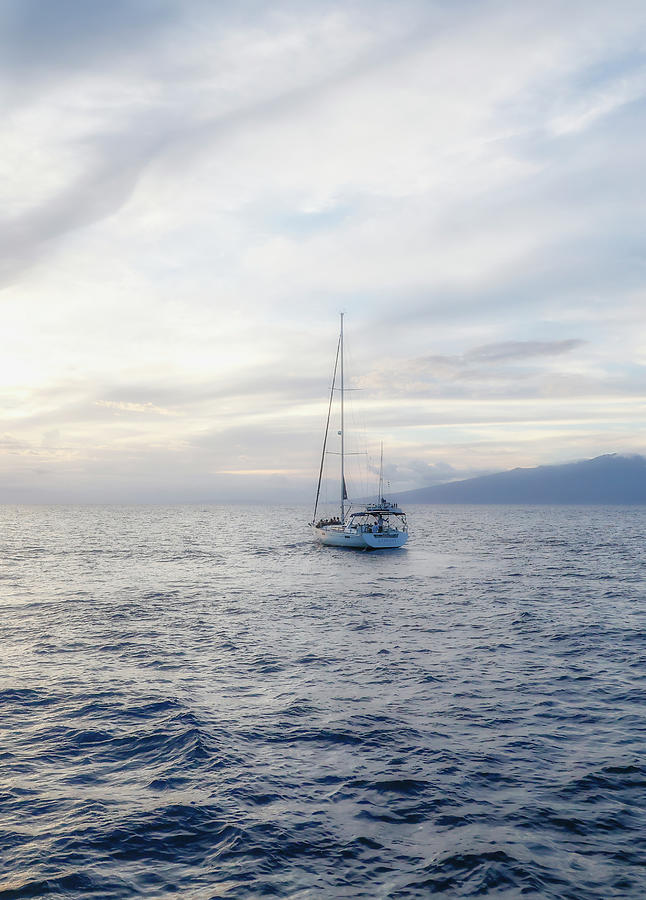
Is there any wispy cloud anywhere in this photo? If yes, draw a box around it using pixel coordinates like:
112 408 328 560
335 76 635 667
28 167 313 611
0 0 177 84
414 339 586 376
465 340 585 363
95 399 173 416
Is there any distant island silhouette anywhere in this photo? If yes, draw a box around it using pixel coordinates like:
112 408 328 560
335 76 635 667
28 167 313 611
396 454 646 504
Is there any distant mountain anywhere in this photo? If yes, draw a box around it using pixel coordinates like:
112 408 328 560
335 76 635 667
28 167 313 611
397 454 646 504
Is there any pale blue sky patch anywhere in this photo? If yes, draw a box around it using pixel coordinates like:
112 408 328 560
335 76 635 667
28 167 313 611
266 202 353 237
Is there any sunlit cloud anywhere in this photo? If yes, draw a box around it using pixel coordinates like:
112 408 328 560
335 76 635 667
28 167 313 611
95 400 174 416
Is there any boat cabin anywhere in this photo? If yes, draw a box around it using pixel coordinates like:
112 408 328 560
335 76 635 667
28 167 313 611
345 505 407 535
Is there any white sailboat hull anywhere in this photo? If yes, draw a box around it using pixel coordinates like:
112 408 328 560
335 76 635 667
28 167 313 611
313 525 408 550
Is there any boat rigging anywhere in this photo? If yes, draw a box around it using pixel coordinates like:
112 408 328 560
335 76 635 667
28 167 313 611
310 314 409 550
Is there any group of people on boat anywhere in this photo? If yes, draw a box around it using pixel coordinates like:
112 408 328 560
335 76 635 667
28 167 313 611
316 513 395 532
360 516 386 534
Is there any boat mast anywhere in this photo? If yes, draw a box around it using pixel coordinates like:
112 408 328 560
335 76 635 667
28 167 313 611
311 330 341 525
340 312 345 523
379 440 384 501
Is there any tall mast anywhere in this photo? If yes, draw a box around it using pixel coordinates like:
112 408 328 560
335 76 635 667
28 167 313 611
379 440 384 501
311 331 340 525
340 312 345 522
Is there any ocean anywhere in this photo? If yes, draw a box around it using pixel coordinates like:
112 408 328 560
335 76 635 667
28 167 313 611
1 504 645 899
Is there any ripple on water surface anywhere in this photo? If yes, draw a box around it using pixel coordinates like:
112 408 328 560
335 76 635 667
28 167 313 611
0 504 645 898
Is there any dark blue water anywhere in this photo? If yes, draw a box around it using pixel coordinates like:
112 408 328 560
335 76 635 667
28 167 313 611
1 504 645 898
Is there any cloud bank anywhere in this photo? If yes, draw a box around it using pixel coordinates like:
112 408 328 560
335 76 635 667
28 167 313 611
1 0 646 501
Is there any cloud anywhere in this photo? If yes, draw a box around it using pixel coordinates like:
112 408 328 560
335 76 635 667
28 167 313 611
2 0 646 500
0 2 449 286
3 0 644 300
465 339 585 363
414 340 586 377
355 338 589 396
0 133 164 286
370 456 496 490
95 400 173 416
0 0 177 81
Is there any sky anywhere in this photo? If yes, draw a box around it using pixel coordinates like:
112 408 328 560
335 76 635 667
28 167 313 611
2 0 646 503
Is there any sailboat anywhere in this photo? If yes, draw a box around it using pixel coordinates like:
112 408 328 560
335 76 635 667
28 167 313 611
310 314 409 550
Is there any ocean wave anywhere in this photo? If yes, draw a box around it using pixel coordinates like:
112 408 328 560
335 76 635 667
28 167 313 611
1 504 645 897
